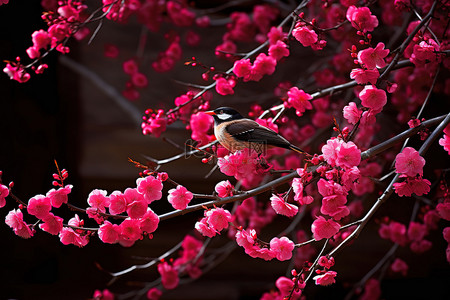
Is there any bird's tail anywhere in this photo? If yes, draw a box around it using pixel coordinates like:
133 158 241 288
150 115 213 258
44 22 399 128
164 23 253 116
289 144 308 156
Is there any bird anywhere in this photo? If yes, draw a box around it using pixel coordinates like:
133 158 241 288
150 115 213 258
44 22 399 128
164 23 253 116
204 107 307 155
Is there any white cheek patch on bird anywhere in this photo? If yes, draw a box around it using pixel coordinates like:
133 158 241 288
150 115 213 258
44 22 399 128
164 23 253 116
217 113 232 120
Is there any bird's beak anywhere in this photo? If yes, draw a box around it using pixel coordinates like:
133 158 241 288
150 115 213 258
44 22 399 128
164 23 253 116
204 111 216 116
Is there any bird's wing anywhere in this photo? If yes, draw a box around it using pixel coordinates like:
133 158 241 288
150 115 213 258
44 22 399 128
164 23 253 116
225 119 290 148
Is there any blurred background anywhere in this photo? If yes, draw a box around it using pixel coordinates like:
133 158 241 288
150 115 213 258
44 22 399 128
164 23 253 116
0 1 449 299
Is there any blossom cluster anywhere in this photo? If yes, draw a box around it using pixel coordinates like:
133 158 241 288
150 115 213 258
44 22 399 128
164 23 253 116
217 149 271 188
4 0 89 82
157 234 204 290
4 172 182 247
393 147 431 197
235 228 295 261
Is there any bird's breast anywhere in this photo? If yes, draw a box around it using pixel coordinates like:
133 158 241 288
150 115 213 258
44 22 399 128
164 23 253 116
215 121 249 152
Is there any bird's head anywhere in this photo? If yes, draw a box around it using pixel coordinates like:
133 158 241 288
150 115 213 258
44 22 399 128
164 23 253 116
205 107 243 124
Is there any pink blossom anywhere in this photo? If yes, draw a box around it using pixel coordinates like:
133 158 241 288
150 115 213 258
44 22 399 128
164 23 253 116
190 112 213 144
59 227 89 247
233 58 252 80
98 221 120 244
136 176 163 203
235 228 256 249
124 188 147 219
268 40 289 61
317 179 347 197
268 26 286 45
109 190 127 215
350 68 379 84
92 289 114 300
252 53 277 78
68 214 84 227
57 4 79 19
346 6 378 32
46 185 72 208
0 184 9 208
360 278 381 300
168 185 193 210
311 216 340 241
407 221 427 241
270 194 298 217
293 25 318 47
87 189 110 213
195 217 217 237
215 77 236 95
215 180 234 198
235 197 256 224
167 1 195 26
424 210 440 230
26 46 40 59
270 236 295 261
357 43 390 69
292 178 306 203
335 141 361 169
215 40 236 59
318 256 335 269
408 177 431 196
393 179 413 197
343 102 362 125
342 166 361 190
313 270 337 286
252 4 278 33
3 63 30 83
131 72 148 88
439 134 450 155
205 207 232 232
146 288 162 300
321 194 348 218
122 87 139 101
185 30 200 47
286 87 313 117
378 220 407 245
217 149 261 185
256 118 278 132
395 147 425 177
179 235 203 261
157 261 179 290
390 258 408 276
39 213 63 235
410 39 439 67
359 85 387 111
32 29 51 50
447 245 450 264
227 11 255 41
141 110 167 138
104 43 119 58
275 276 295 297
410 239 432 254
119 218 142 242
5 209 34 238
27 194 51 219
436 202 450 221
123 59 139 75
253 247 276 261
443 227 450 243
321 138 343 167
140 209 159 234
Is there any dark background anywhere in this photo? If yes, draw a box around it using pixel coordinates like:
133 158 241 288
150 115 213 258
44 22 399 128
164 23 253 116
1 1 449 300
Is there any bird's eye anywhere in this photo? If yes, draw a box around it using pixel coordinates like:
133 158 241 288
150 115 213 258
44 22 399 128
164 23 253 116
219 110 223 114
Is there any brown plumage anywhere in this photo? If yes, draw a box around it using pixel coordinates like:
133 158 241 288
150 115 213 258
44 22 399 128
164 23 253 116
205 107 306 155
